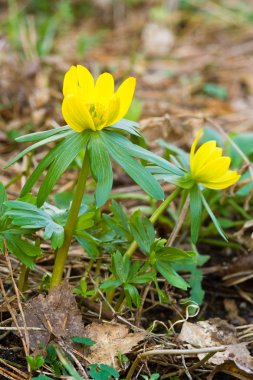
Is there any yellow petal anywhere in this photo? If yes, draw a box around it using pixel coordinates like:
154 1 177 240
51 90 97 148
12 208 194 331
201 171 240 189
95 73 114 104
62 94 95 132
105 95 121 127
114 77 136 122
196 156 231 182
76 65 95 102
191 140 217 174
190 129 203 169
63 66 78 96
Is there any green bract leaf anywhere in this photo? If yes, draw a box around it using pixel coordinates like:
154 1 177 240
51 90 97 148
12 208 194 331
109 118 141 136
201 193 227 241
0 182 7 214
16 126 71 142
37 131 90 206
190 185 202 244
102 131 182 175
5 129 73 168
88 133 113 207
20 135 75 197
130 210 155 254
100 131 164 200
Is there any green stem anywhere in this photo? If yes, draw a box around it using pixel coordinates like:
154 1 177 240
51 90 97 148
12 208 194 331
50 151 90 288
18 264 30 292
106 187 181 304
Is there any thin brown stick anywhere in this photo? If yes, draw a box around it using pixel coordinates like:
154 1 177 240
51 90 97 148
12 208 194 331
3 245 30 356
125 345 226 380
167 195 190 246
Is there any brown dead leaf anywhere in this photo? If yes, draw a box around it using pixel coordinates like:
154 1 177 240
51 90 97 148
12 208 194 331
16 281 86 353
179 319 253 374
82 322 146 367
208 361 253 380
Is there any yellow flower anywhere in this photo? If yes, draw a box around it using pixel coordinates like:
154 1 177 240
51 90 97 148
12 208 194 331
62 65 136 132
190 129 240 189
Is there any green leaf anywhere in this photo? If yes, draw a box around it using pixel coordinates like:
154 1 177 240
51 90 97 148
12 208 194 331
131 271 155 284
188 268 205 305
156 261 189 290
156 247 196 263
100 279 122 290
20 135 75 197
124 283 141 307
4 234 40 268
37 131 90 206
26 354 44 371
71 336 96 346
111 251 130 283
5 129 73 168
89 363 119 380
88 133 113 207
0 182 7 214
203 83 228 100
6 201 64 249
100 132 164 200
130 210 155 254
102 130 183 175
32 375 53 380
16 126 71 142
109 118 141 136
76 212 95 231
190 185 202 244
201 193 227 241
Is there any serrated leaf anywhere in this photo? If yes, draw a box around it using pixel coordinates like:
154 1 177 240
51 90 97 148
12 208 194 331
124 283 141 307
156 247 196 263
112 251 130 283
88 133 113 207
190 185 202 244
4 234 39 268
156 261 189 290
6 201 64 249
130 210 155 254
100 279 122 289
37 131 90 206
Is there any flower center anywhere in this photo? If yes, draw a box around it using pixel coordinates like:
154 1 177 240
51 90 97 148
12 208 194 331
89 103 107 129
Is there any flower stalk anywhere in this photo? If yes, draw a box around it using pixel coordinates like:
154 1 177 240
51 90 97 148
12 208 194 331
50 150 90 288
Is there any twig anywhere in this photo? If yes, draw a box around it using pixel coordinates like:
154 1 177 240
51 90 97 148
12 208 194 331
125 345 227 380
167 195 190 246
3 245 30 355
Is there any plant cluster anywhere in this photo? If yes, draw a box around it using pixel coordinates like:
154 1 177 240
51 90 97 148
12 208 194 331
1 64 248 377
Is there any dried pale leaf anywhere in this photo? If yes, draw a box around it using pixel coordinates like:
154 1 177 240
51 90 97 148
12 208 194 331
82 322 146 367
179 319 253 373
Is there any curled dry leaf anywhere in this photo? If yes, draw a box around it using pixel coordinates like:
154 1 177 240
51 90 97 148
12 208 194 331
15 281 86 353
179 318 253 375
82 322 146 368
